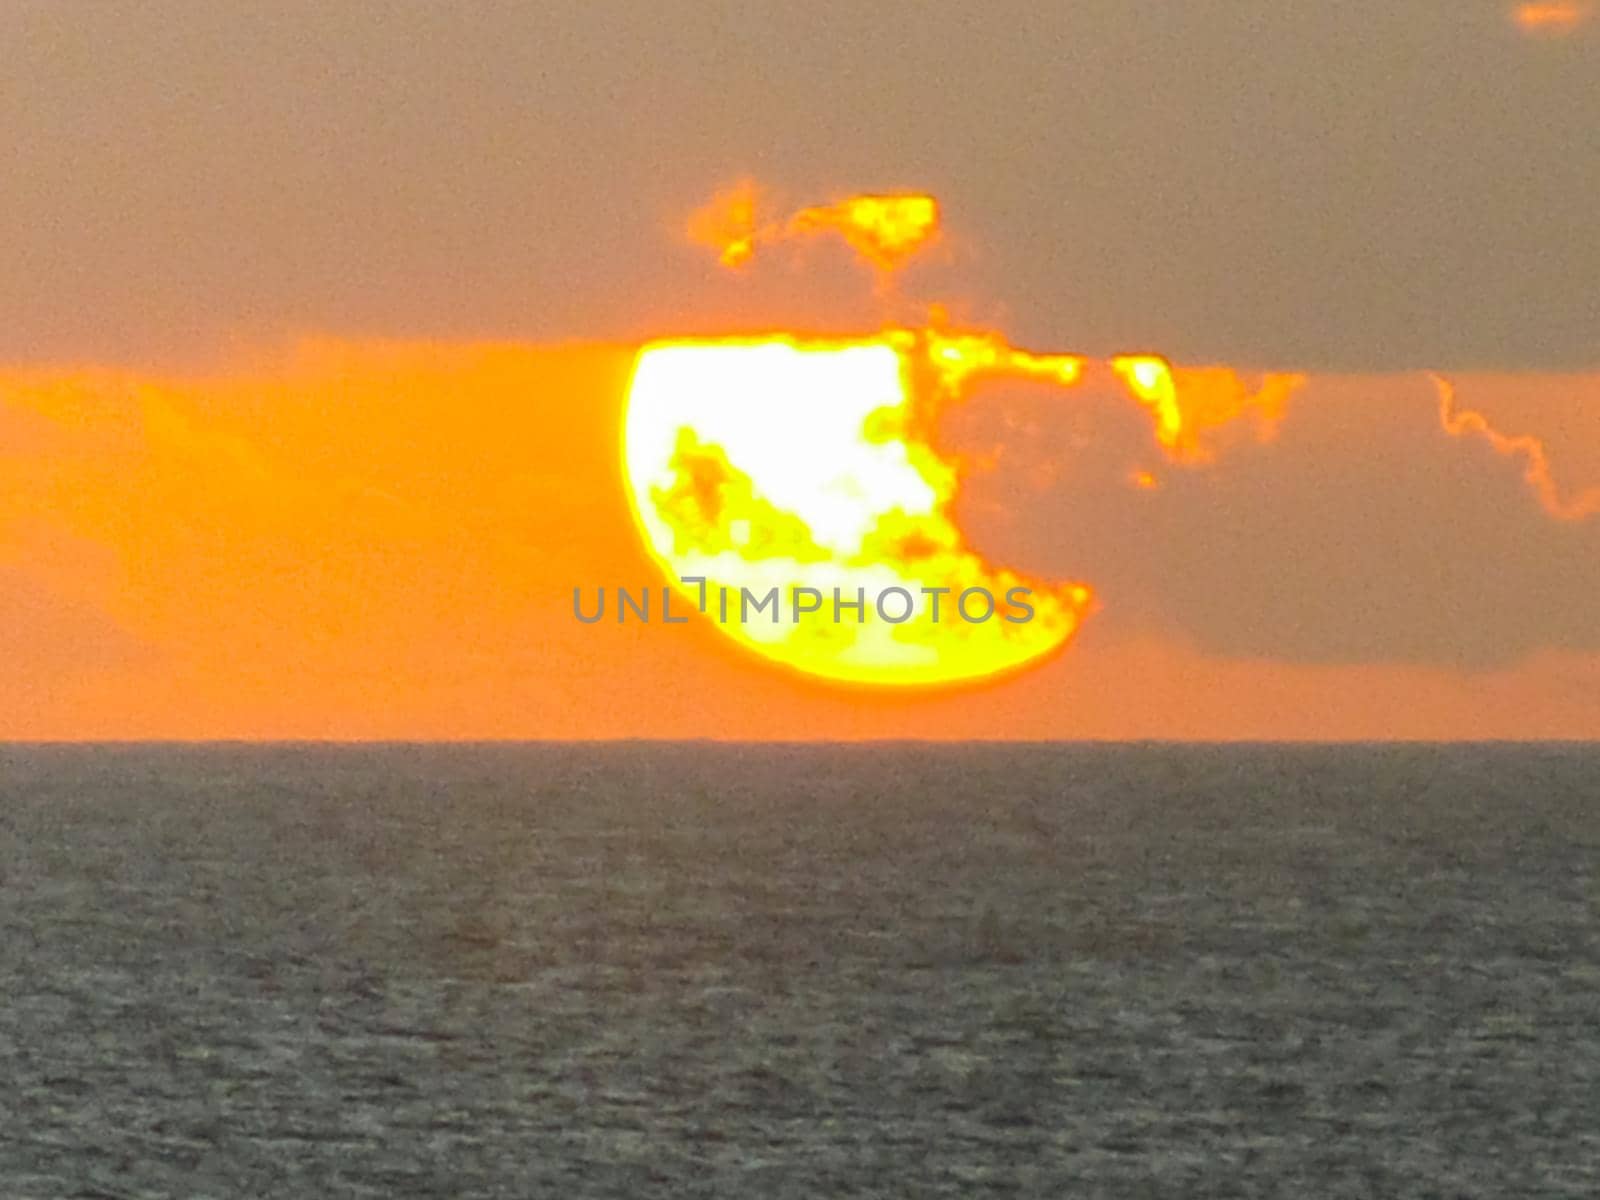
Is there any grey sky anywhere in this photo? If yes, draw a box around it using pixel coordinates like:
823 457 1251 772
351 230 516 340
4 0 1595 369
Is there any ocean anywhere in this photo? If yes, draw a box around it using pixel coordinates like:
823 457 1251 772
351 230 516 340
2 742 1597 1196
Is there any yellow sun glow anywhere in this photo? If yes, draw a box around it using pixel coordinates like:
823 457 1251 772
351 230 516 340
621 333 1093 687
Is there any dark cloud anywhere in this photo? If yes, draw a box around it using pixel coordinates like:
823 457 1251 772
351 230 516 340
956 372 1600 669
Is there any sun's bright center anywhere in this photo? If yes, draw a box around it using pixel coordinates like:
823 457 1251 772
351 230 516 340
621 333 1091 687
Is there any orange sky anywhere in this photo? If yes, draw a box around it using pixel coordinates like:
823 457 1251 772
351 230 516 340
4 3 1598 739
5 341 1600 740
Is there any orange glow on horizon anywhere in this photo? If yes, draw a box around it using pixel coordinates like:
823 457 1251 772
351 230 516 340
4 342 1600 738
5 180 1599 733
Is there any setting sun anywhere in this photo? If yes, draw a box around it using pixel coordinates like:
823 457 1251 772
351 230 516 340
622 334 1090 687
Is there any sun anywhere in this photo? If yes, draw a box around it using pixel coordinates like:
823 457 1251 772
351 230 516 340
622 185 1307 689
621 332 1093 688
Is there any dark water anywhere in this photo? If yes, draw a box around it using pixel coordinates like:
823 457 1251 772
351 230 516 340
2 743 1598 1197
